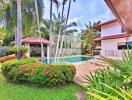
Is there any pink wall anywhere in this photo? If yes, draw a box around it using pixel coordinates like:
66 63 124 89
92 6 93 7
101 35 132 57
101 21 122 37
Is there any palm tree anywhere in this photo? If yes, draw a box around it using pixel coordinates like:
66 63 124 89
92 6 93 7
16 0 22 49
42 13 77 36
34 0 45 60
54 0 68 62
41 12 77 62
1 0 44 38
48 0 59 63
57 0 76 60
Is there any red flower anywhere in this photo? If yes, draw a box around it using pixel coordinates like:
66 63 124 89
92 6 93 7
44 70 49 75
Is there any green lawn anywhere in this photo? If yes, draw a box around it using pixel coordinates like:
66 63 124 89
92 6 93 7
0 63 82 100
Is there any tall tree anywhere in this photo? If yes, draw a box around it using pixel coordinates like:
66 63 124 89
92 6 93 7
48 0 59 63
16 0 22 48
41 13 77 37
1 0 45 38
57 0 76 60
81 21 101 54
54 0 68 62
34 0 44 60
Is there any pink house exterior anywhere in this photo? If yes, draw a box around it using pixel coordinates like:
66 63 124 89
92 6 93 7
95 19 132 57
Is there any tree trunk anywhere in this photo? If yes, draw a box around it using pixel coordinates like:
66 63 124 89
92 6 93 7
17 0 22 48
57 0 71 59
48 0 53 64
54 3 65 62
35 0 44 62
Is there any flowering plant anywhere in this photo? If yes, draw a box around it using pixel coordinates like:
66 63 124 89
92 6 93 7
2 59 76 86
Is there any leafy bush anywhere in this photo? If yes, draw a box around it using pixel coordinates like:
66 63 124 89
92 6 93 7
87 83 132 100
5 50 16 56
1 59 76 86
5 45 29 56
85 49 132 99
85 67 124 95
11 45 29 54
99 49 132 85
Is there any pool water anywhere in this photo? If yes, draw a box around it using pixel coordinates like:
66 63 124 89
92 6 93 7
44 56 92 64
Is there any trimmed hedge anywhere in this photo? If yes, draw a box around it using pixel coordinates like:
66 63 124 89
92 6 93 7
1 58 76 86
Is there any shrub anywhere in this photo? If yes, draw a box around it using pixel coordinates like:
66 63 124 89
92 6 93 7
85 67 124 94
5 50 16 56
1 58 37 77
1 59 76 86
85 49 132 99
5 46 29 56
11 45 29 54
87 83 132 100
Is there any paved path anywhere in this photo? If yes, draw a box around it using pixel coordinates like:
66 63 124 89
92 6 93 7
73 61 103 86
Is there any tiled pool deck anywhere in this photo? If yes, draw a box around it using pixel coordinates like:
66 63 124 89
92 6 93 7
73 60 105 86
73 56 122 86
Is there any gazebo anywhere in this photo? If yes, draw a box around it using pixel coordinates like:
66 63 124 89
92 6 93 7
22 37 50 63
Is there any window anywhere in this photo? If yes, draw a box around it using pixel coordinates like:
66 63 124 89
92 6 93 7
117 42 127 50
117 41 132 50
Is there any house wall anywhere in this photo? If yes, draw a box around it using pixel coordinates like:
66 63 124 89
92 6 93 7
101 21 122 37
101 35 132 57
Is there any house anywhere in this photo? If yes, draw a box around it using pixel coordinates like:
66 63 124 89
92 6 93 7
94 19 132 57
94 0 132 57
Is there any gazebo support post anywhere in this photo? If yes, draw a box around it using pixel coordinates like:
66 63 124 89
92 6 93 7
25 43 30 58
47 44 50 64
41 44 44 60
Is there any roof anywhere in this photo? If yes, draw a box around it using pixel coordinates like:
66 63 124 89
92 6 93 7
105 0 132 33
95 19 118 31
94 33 129 41
22 37 50 45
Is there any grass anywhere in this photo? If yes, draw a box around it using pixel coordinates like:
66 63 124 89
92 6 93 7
0 63 82 100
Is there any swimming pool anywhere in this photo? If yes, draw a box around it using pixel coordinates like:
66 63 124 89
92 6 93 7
44 56 92 64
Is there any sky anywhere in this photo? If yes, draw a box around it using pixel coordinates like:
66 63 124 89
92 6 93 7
44 0 115 32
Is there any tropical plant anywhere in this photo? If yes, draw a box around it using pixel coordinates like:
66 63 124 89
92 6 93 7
0 28 6 45
0 0 46 46
84 67 124 95
41 13 77 38
99 49 132 84
16 0 22 49
57 0 76 61
87 83 132 100
54 0 69 61
1 0 44 35
48 0 60 63
81 21 101 54
4 45 29 57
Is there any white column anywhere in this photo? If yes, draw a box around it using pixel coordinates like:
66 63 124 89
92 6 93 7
47 44 50 64
25 43 30 58
41 44 44 59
